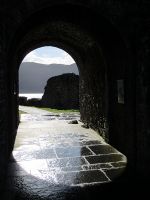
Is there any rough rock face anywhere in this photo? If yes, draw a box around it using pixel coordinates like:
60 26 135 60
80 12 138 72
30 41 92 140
42 73 79 109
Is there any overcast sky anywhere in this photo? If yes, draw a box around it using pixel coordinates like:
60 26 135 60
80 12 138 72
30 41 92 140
22 46 75 65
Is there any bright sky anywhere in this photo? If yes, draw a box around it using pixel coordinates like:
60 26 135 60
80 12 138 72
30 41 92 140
22 46 75 65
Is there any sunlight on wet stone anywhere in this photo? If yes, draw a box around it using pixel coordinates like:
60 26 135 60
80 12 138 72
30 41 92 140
6 106 127 199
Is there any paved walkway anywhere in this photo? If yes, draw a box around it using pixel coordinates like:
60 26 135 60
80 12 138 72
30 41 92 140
5 106 127 199
19 106 80 121
19 106 52 114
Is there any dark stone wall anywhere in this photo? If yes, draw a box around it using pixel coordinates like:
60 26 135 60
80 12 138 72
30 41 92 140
135 20 150 178
42 73 79 109
19 96 27 105
0 0 150 190
79 46 108 140
27 98 42 107
19 97 42 107
0 16 9 189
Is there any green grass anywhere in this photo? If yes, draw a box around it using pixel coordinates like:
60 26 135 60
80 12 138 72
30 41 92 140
38 107 79 113
19 110 27 114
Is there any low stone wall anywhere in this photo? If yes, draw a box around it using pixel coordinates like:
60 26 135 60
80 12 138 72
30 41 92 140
19 96 27 105
19 97 41 107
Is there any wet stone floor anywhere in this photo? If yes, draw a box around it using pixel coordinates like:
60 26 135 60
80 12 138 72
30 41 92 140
5 106 127 200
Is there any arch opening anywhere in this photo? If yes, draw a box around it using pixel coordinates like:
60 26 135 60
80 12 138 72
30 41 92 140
19 46 79 111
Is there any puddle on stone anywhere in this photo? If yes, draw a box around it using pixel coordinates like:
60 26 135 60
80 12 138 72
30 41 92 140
6 108 127 199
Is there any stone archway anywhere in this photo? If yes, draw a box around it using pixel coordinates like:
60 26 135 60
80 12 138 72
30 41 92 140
1 0 150 195
7 3 135 179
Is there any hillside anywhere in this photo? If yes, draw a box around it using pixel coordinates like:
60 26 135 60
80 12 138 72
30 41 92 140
19 62 79 93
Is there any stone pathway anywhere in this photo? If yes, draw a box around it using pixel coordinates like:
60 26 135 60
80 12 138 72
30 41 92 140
5 106 127 199
19 105 80 121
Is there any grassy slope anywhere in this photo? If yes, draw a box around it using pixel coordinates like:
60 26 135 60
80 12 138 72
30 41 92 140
38 107 79 113
19 110 27 114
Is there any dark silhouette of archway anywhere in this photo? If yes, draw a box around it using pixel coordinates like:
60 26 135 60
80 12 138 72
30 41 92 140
7 4 135 180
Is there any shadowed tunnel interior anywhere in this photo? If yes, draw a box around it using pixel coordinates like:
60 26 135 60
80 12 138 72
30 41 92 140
10 3 134 170
0 0 150 198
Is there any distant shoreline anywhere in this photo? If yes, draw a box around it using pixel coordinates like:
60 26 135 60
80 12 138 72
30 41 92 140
19 93 43 100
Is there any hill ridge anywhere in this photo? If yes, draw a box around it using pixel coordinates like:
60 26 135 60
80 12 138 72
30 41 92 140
19 62 78 93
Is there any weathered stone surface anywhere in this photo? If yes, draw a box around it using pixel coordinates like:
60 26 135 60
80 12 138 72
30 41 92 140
4 110 126 199
42 73 79 109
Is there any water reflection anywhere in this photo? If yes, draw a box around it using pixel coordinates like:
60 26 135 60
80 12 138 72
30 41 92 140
6 110 127 199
